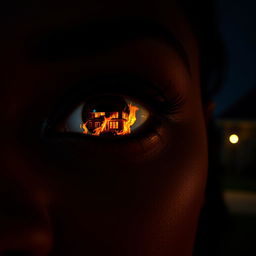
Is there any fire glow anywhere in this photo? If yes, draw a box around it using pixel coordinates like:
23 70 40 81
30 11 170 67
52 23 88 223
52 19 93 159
81 103 139 136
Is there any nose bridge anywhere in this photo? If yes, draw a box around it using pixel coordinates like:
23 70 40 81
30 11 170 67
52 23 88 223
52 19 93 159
0 144 53 255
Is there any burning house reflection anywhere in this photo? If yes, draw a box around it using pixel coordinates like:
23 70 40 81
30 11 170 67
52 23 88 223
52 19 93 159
80 95 139 136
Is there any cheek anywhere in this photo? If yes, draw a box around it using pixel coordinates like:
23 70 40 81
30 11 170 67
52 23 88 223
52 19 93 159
40 117 208 255
136 122 208 255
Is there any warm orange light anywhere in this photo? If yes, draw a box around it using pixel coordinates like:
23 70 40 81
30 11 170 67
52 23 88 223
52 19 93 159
229 134 239 144
116 104 138 135
112 112 118 118
81 103 139 136
94 112 105 118
80 123 89 134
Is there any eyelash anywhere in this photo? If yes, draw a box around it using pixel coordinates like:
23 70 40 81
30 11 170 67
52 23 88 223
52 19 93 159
43 73 185 139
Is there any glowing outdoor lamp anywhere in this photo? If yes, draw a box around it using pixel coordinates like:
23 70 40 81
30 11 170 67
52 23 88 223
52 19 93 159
229 134 239 144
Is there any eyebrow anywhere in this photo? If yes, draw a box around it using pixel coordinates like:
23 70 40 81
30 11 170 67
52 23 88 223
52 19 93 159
28 18 190 72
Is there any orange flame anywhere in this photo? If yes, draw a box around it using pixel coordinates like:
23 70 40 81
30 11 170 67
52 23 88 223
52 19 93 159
93 112 117 136
116 104 138 135
81 103 139 136
80 122 89 134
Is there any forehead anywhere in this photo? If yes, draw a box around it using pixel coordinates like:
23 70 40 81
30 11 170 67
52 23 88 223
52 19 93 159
3 0 191 39
3 0 197 70
5 0 180 19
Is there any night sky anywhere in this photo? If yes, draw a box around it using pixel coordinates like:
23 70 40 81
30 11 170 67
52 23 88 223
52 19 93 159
214 0 256 116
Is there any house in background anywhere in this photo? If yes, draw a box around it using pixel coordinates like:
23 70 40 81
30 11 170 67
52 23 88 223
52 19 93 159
216 89 256 256
216 88 256 177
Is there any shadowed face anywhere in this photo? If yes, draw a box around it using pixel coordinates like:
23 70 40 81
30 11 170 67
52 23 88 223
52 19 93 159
0 1 208 255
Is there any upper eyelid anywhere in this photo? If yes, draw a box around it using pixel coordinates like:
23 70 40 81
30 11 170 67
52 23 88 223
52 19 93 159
46 73 186 130
63 73 179 103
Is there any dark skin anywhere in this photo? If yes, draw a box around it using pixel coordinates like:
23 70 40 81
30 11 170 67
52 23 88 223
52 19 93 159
0 1 208 255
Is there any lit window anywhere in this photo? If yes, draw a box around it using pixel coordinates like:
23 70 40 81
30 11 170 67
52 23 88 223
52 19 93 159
93 112 105 118
110 121 119 129
95 122 101 128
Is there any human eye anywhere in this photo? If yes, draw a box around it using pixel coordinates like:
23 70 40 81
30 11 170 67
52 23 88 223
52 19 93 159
57 94 149 137
43 74 185 162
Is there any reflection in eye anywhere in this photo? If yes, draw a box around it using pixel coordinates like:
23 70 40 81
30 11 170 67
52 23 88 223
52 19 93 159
63 95 149 137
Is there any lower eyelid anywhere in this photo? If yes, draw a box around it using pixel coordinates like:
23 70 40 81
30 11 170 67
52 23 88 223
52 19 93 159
42 126 167 165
